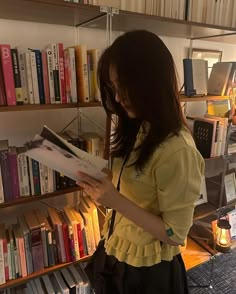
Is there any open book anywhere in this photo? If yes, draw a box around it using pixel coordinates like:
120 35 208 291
24 125 108 181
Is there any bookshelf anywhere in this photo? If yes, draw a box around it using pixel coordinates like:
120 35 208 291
0 0 236 290
0 255 91 290
180 95 231 102
0 102 101 112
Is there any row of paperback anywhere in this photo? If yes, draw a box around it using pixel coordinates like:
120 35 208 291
0 265 91 293
187 0 236 28
192 115 229 159
0 197 101 285
66 0 187 19
0 130 104 203
0 43 101 106
66 0 236 27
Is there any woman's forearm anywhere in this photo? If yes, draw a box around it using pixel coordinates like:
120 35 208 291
112 191 179 246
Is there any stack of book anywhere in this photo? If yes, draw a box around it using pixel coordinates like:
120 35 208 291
0 43 101 106
0 197 101 285
0 264 91 293
0 127 105 203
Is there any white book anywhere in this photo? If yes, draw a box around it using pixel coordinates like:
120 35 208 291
171 0 179 19
206 0 215 24
178 0 185 20
214 0 220 25
30 51 40 104
224 0 233 27
208 62 233 96
46 47 55 103
17 149 30 197
137 0 145 13
25 51 34 104
227 209 236 239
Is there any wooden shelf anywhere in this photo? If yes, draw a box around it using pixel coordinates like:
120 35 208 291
0 0 106 27
180 95 230 102
0 187 82 209
0 102 101 112
0 255 91 290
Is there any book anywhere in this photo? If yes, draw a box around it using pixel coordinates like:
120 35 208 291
208 62 233 96
24 125 107 182
183 58 208 96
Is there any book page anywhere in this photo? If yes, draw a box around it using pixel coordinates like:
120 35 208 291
25 135 106 181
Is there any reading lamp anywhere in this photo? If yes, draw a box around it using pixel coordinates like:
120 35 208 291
215 219 232 253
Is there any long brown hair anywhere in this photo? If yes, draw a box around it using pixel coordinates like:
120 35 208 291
98 30 185 170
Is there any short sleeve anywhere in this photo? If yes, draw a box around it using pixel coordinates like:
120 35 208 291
155 146 204 245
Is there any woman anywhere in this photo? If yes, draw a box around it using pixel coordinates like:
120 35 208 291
77 30 204 294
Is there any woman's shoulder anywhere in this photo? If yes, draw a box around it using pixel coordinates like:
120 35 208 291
153 126 203 167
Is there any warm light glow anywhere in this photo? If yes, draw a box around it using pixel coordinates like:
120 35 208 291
219 229 230 246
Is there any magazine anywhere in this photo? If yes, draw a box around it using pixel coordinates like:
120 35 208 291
24 125 108 181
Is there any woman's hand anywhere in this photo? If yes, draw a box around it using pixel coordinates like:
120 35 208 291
76 169 119 208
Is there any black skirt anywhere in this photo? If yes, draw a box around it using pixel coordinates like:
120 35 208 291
85 240 189 294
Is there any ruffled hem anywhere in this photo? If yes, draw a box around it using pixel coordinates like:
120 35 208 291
104 235 181 267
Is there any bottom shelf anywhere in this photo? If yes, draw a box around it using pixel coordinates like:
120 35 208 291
0 255 91 290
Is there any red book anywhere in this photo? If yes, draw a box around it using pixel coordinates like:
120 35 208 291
0 44 16 105
41 50 50 104
57 43 66 104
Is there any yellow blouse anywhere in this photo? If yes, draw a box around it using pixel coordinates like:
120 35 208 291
102 126 205 267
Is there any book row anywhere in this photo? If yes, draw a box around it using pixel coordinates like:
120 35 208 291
66 0 236 28
66 0 187 20
188 115 229 159
0 131 104 203
0 196 101 285
0 264 91 293
0 43 101 106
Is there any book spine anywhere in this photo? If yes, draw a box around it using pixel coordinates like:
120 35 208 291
0 52 7 106
6 241 12 280
0 240 5 285
30 51 40 104
75 45 89 103
2 236 9 282
18 50 29 104
40 227 48 268
17 152 30 197
34 50 45 104
11 48 23 104
51 44 60 103
64 49 72 103
23 233 33 275
69 48 77 103
8 151 20 199
31 159 41 195
24 52 34 104
0 44 16 105
0 166 5 203
41 50 50 104
46 48 55 103
0 150 13 202
47 231 55 266
18 237 27 277
30 228 44 272
57 43 66 104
